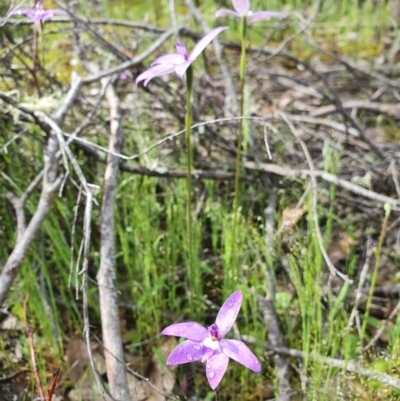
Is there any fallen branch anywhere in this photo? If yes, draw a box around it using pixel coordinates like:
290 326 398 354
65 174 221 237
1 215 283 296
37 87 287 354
244 161 400 211
5 171 44 242
242 335 400 390
97 78 131 401
0 127 62 306
310 100 400 118
0 71 84 306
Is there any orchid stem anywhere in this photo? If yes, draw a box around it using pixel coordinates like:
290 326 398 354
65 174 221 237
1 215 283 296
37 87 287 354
230 16 247 283
32 24 42 97
185 66 195 301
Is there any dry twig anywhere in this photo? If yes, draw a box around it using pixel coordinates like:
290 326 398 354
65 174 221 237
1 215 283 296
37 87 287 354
45 368 60 401
97 78 131 400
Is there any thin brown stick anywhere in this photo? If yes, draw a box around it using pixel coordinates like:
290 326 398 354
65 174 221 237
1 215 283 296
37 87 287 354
23 293 45 401
45 368 60 401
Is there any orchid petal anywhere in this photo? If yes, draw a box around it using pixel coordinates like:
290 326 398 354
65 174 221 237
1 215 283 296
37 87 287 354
189 26 228 61
176 41 189 59
135 64 175 86
41 11 58 22
10 9 36 17
162 322 207 341
206 353 229 390
151 53 185 66
232 0 250 15
215 290 242 337
174 60 194 78
165 340 204 365
215 9 241 19
220 339 261 372
47 9 68 16
247 11 286 24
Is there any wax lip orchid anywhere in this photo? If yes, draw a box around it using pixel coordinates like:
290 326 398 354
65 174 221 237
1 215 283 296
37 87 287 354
10 1 67 30
215 0 285 24
135 26 228 87
162 291 261 390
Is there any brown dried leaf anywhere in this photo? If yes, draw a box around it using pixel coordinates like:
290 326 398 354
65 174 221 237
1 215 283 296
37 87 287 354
280 203 307 231
327 230 354 265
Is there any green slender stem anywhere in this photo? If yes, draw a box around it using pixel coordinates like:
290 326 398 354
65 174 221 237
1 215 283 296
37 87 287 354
32 23 42 97
185 66 194 296
361 204 391 341
230 16 247 279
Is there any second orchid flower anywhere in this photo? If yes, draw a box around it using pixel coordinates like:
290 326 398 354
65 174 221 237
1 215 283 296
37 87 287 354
215 0 285 24
10 1 67 31
135 27 227 86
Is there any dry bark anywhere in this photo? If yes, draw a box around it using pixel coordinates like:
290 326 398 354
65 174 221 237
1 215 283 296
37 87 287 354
97 79 132 401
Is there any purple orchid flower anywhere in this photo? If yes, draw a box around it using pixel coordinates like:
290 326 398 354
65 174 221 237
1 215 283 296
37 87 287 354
135 26 228 87
162 291 261 390
10 1 67 30
215 0 285 24
118 70 130 80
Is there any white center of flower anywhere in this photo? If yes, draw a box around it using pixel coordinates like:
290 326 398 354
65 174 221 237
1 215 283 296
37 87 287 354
203 337 220 351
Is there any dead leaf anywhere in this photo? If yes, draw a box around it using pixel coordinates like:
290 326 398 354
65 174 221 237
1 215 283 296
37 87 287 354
280 203 307 231
327 230 354 265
